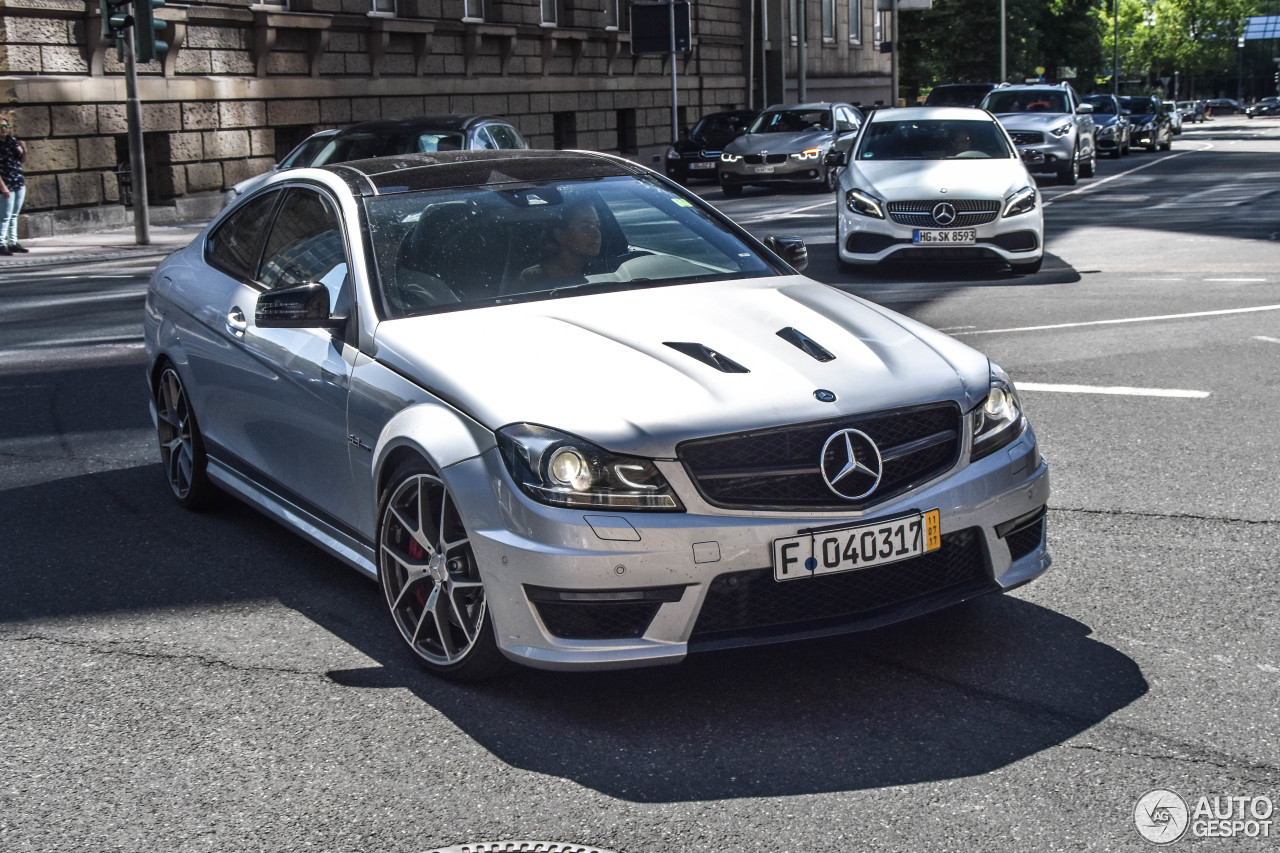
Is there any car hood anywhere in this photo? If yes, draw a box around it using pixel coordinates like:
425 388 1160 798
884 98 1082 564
991 112 1075 132
1092 114 1121 127
371 278 990 457
1127 113 1157 123
725 130 834 156
846 159 1032 200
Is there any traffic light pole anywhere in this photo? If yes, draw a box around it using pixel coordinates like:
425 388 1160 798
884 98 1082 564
124 26 150 245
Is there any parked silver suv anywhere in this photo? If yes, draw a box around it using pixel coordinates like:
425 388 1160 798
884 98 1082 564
981 83 1097 185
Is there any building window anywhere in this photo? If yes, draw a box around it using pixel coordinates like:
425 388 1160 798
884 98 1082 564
848 0 861 44
604 0 619 29
874 9 886 45
553 112 578 149
541 0 556 26
464 0 483 22
370 0 395 14
616 109 637 154
822 0 834 41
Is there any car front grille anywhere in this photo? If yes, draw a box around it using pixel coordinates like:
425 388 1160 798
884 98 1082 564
1010 131 1044 145
689 527 990 643
678 402 962 511
744 153 789 165
887 199 1000 228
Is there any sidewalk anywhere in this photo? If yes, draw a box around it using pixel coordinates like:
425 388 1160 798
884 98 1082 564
0 222 207 269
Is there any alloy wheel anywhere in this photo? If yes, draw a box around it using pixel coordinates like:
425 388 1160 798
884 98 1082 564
380 471 488 668
155 367 206 504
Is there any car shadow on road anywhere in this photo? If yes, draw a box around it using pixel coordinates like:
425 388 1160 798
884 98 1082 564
802 254 1081 306
0 461 1147 805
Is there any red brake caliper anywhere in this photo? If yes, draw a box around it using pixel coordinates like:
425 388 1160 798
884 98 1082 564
408 537 430 607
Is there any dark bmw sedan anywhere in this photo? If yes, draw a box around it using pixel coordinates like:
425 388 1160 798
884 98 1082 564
665 109 757 183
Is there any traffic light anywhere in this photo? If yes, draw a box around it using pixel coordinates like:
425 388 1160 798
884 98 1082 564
134 0 167 63
99 0 130 61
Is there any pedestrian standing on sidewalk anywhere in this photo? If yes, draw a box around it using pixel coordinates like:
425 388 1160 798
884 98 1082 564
0 113 29 256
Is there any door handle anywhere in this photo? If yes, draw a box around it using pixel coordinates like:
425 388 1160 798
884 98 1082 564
226 307 247 337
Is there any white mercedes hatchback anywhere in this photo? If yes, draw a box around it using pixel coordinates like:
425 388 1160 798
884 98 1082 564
834 107 1045 274
144 149 1050 680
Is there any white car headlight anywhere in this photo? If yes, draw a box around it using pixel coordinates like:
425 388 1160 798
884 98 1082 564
1142 121 1155 132
1049 123 1073 138
720 153 742 163
1097 125 1116 138
844 189 885 219
970 363 1026 461
1002 185 1037 218
497 424 683 511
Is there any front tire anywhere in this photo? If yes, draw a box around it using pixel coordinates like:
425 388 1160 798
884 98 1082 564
377 458 509 681
1080 143 1096 178
154 364 214 510
1057 149 1079 185
823 166 839 193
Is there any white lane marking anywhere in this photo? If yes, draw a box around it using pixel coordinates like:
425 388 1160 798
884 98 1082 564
1205 278 1267 282
9 290 144 310
739 198 835 223
1018 382 1210 399
1042 141 1214 207
1254 336 1280 344
959 303 1280 335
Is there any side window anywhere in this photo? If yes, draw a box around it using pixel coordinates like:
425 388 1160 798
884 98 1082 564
206 192 278 281
473 127 499 150
487 124 525 149
258 189 349 307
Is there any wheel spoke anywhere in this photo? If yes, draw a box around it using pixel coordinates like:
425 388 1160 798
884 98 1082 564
412 584 441 645
446 589 476 645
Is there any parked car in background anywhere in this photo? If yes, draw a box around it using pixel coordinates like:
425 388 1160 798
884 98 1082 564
718 102 863 196
1177 100 1207 123
924 83 997 108
664 109 757 183
1205 98 1241 116
1120 96 1173 152
1162 101 1183 134
1246 97 1280 118
224 129 339 208
833 106 1044 274
313 114 528 164
144 148 1051 679
980 83 1097 185
1084 94 1131 158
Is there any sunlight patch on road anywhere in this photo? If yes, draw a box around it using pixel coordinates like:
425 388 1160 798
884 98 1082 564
1018 383 1210 399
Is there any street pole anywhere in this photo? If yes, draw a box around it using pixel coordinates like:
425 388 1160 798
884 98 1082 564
1238 36 1245 103
999 0 1005 83
890 0 898 106
1112 0 1119 97
124 26 150 245
669 0 678 144
797 0 807 102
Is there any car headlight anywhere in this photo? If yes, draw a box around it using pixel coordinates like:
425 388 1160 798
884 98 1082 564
844 189 885 219
1002 185 1037 218
1097 125 1116 138
790 147 822 160
1142 121 1155 132
497 424 683 511
970 364 1026 462
666 146 680 160
1048 123 1073 138
720 153 742 163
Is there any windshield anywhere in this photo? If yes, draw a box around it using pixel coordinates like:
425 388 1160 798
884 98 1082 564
857 119 1012 161
691 114 747 139
1120 98 1157 115
750 109 832 133
1084 96 1117 114
367 175 778 318
924 86 991 107
982 90 1069 114
312 130 467 166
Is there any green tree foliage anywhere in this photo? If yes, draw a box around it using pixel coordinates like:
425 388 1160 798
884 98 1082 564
1103 0 1257 83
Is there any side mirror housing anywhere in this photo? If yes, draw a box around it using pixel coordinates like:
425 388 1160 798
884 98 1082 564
256 282 344 330
825 149 848 168
764 235 808 272
1077 102 1094 114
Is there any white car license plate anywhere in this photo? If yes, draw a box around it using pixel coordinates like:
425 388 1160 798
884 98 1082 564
913 229 976 245
753 166 775 173
771 509 941 582
689 161 716 170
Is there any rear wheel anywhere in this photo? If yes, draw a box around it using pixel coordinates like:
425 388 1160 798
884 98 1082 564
377 458 510 681
154 364 214 510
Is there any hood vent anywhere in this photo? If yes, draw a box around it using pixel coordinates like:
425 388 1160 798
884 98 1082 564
664 342 750 374
777 327 836 362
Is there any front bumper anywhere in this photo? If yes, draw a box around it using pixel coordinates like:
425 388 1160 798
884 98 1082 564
837 204 1043 267
665 155 722 182
1007 133 1075 174
442 425 1050 670
719 155 827 187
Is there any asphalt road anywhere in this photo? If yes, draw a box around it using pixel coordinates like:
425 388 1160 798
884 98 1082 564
2 117 1277 852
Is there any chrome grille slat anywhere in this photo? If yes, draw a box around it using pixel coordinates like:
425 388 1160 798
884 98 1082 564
886 199 1000 228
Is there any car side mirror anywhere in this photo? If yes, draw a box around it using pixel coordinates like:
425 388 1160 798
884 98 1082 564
1122 109 1132 116
1077 103 1093 114
764 235 808 272
256 282 344 330
825 149 847 168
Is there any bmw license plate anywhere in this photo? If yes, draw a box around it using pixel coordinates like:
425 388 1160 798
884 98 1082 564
913 229 975 245
771 509 941 582
754 166 775 173
689 161 716 170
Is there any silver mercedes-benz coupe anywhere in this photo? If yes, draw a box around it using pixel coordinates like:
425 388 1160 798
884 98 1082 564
144 149 1050 680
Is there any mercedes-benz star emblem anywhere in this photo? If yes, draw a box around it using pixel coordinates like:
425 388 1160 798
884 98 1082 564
819 428 883 500
814 389 837 403
931 202 957 226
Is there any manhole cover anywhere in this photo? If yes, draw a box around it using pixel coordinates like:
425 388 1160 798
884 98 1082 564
427 844 616 853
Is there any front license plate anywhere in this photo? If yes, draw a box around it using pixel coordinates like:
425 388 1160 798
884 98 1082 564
913 229 976 245
754 166 775 173
689 161 716 170
771 509 941 582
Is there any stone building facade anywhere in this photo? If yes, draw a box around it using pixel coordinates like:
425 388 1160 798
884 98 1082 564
0 0 890 237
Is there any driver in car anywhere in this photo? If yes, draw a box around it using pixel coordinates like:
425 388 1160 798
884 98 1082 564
519 200 603 286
